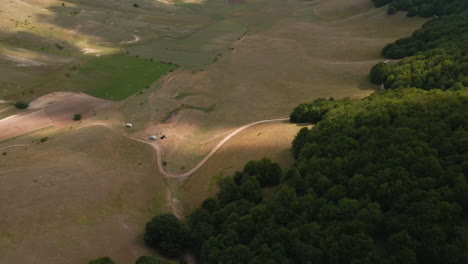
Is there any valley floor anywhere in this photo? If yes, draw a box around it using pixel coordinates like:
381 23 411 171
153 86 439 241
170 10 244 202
0 0 428 263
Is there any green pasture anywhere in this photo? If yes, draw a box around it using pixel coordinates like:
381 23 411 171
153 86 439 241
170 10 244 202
128 19 246 66
76 55 176 100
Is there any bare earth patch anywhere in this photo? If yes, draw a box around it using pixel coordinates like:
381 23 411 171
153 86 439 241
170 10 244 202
0 92 112 141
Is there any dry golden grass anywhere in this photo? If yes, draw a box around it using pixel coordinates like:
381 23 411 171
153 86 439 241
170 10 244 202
180 122 310 213
0 125 171 264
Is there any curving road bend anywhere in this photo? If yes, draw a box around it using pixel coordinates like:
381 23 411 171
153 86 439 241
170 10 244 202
1 118 291 179
134 117 290 179
120 33 140 44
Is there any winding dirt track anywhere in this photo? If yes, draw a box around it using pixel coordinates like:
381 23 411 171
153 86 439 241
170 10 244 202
120 33 140 44
0 117 290 178
74 118 290 178
133 118 290 179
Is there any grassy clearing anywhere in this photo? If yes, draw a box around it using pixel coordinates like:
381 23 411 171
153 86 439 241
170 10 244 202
128 19 246 66
0 125 171 264
76 55 176 100
180 122 306 213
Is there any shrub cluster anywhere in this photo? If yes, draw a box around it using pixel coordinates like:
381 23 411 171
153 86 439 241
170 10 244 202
370 13 468 90
15 101 29 109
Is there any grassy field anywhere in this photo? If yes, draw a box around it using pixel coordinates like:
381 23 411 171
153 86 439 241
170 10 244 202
122 0 428 174
0 52 175 101
76 55 176 100
0 0 214 101
180 122 310 213
0 124 172 264
128 19 247 67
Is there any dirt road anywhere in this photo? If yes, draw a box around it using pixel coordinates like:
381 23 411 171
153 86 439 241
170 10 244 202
133 117 290 179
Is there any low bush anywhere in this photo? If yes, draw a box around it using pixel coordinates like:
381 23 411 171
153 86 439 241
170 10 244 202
73 113 82 121
15 101 29 109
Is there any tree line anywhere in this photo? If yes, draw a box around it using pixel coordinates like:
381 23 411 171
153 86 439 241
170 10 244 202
370 12 467 90
177 89 467 264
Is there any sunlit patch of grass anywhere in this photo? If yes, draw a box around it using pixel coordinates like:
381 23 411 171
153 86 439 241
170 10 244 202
74 215 96 225
76 55 176 100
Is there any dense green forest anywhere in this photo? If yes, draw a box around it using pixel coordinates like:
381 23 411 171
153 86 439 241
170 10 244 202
379 13 468 59
370 12 468 90
289 98 348 123
177 89 468 264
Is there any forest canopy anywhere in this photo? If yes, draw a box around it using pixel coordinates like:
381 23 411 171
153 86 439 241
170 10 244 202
380 13 468 59
370 13 468 90
186 89 468 264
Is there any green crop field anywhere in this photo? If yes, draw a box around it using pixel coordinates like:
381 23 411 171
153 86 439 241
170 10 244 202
75 55 176 100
